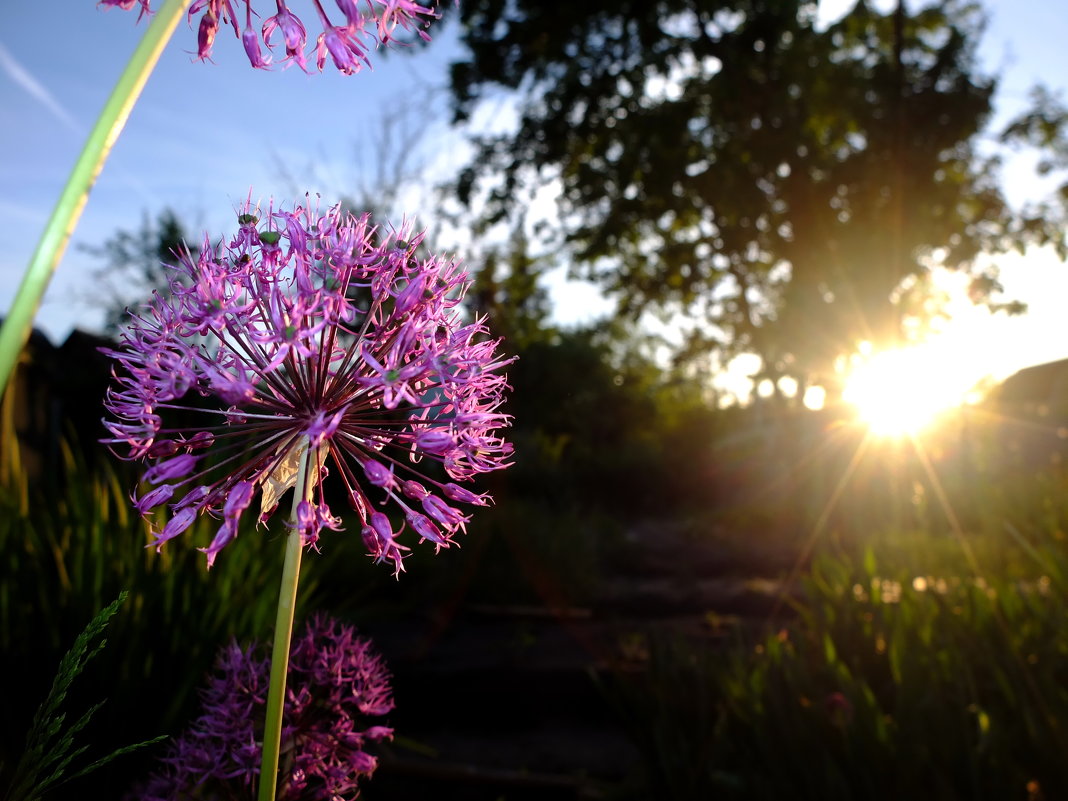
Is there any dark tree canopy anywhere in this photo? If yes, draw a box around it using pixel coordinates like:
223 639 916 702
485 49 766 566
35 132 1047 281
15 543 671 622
448 0 1060 394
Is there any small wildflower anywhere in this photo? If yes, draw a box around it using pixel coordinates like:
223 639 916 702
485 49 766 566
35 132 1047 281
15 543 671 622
103 0 443 73
129 614 394 801
102 194 513 573
824 691 854 728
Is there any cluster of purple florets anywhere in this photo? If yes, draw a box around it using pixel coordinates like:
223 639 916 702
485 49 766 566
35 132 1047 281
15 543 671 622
133 614 394 800
102 195 513 572
100 0 441 74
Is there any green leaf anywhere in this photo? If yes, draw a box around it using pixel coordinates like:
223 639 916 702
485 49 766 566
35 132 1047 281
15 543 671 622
862 546 876 578
64 735 168 785
2 592 163 801
822 632 838 666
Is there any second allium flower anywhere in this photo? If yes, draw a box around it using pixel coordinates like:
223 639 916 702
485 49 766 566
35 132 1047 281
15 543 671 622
103 195 513 573
132 614 394 800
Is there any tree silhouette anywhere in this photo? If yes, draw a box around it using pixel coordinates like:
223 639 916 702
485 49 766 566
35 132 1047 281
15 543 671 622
448 0 1062 398
81 209 198 334
468 221 554 349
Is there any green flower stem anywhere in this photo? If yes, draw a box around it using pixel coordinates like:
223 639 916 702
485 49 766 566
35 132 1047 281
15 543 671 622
0 0 191 397
259 439 316 801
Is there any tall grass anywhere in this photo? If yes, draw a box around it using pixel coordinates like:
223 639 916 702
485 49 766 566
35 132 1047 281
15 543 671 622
614 522 1068 800
2 593 165 801
0 426 607 795
0 440 316 795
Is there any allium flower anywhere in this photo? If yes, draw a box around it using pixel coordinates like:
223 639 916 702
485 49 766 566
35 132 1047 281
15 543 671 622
98 0 441 72
132 614 394 800
102 194 513 573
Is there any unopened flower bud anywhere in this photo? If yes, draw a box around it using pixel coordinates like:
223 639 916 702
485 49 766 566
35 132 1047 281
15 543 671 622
133 483 175 514
223 480 254 518
151 507 197 551
185 431 215 450
442 483 490 505
147 439 180 458
144 453 198 485
362 459 393 487
402 480 428 500
197 8 219 61
242 25 271 69
406 510 447 547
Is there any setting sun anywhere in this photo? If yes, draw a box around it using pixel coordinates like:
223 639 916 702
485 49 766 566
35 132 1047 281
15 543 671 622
842 345 977 436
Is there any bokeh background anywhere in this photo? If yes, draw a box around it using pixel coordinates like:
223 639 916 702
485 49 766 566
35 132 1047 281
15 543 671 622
4 1 1068 799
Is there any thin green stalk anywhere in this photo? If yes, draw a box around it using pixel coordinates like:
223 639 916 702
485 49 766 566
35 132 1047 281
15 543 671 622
0 0 191 397
259 439 315 801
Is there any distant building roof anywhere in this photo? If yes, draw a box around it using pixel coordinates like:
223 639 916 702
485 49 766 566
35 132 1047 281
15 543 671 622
986 358 1068 427
989 358 1068 408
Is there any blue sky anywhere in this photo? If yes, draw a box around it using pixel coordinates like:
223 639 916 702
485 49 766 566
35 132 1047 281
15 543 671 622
3 1 1068 392
1 2 464 341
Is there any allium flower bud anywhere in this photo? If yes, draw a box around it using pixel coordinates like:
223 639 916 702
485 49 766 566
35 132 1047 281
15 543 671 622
405 509 448 549
361 458 394 488
334 0 362 29
242 23 271 68
143 453 198 485
359 511 409 573
421 494 468 531
146 439 179 458
316 25 370 75
185 431 215 450
102 194 514 571
223 480 254 518
414 428 455 454
132 483 175 514
263 3 308 69
442 482 491 506
401 479 428 500
195 6 220 60
153 507 197 550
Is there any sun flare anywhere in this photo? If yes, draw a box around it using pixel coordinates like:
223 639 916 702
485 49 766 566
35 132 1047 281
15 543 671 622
842 346 975 437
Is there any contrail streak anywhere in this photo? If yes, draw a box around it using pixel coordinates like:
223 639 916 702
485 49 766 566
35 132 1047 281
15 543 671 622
0 40 82 133
0 39 160 207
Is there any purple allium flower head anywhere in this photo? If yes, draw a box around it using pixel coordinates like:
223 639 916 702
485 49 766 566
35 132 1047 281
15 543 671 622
131 614 394 801
103 0 442 73
102 194 514 573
